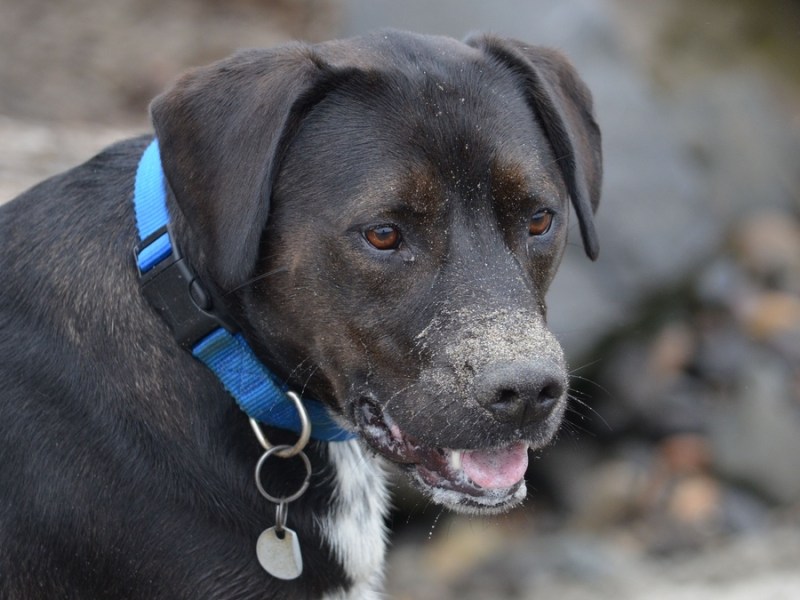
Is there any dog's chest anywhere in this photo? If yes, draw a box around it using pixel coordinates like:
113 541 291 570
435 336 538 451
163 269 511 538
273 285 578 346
319 440 390 599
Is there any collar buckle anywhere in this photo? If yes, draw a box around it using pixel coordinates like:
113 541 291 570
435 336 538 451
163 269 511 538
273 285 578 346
133 224 237 349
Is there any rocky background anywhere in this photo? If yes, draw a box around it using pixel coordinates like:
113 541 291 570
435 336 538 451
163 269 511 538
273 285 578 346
2 0 799 597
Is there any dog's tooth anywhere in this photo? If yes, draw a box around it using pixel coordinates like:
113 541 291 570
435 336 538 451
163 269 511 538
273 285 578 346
449 450 463 471
389 423 404 441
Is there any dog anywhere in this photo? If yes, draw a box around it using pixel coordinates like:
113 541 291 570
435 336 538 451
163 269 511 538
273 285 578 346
0 30 601 599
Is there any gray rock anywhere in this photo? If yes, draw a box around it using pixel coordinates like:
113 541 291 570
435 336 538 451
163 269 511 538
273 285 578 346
709 350 800 504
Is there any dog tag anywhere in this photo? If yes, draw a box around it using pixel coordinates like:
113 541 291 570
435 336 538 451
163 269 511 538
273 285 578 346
256 526 303 580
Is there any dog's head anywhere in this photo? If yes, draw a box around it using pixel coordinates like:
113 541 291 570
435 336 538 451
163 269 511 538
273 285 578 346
151 30 601 514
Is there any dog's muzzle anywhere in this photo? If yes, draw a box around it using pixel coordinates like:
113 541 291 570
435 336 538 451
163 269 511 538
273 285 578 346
355 370 567 515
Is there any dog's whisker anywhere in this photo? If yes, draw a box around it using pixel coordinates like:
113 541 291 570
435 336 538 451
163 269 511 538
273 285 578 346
223 266 289 295
563 416 594 437
569 373 612 396
567 393 611 431
568 384 612 416
568 358 603 374
379 381 422 414
567 386 593 399
287 356 313 381
427 507 447 540
564 406 589 433
301 365 320 396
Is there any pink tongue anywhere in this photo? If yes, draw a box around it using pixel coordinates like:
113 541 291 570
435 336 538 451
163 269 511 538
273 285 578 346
461 443 529 489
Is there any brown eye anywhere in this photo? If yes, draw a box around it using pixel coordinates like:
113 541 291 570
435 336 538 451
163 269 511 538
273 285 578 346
365 225 401 250
528 210 554 236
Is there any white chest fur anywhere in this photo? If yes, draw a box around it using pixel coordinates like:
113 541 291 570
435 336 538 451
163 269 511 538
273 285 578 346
319 440 390 600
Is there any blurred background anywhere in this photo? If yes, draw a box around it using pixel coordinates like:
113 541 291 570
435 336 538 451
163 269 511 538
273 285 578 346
1 0 798 597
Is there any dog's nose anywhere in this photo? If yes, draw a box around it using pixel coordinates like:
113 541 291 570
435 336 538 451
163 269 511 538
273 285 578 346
473 361 566 427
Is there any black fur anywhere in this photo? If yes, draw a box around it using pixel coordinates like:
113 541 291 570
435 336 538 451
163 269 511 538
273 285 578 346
0 30 601 598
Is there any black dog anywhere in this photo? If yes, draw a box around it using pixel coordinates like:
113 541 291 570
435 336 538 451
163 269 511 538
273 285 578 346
0 30 600 599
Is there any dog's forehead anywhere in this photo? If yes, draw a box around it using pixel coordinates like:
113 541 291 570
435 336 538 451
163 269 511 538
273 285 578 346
371 158 563 223
284 39 564 220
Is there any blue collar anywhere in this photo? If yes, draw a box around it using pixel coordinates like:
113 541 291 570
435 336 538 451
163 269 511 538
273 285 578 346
132 139 355 442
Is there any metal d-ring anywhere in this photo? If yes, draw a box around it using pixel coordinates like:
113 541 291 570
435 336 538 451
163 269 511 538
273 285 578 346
249 391 311 458
254 444 312 505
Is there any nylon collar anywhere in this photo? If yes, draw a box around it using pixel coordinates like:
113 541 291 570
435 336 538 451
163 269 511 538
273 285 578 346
132 139 355 442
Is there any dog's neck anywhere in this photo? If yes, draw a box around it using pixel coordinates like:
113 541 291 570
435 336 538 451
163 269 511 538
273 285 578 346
132 138 354 442
319 441 390 599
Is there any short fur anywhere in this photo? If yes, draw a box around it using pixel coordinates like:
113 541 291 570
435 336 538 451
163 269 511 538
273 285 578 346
0 30 601 598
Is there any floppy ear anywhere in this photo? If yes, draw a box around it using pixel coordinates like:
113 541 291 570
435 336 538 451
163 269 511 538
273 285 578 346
466 35 602 260
150 45 339 289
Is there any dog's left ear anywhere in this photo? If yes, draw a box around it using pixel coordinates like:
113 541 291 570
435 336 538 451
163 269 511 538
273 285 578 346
467 35 602 260
150 46 342 289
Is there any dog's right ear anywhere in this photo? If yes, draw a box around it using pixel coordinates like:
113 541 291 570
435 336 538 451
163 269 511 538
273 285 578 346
150 46 340 290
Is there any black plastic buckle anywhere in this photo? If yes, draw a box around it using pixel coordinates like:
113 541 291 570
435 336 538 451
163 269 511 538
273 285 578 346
134 225 237 349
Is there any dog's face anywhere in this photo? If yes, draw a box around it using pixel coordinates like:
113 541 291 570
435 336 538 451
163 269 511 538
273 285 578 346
152 31 601 514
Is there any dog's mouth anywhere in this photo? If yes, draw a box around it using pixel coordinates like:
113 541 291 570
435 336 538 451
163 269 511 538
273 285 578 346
356 400 530 514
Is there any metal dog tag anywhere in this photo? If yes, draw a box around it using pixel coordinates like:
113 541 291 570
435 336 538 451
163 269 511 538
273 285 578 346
256 526 303 580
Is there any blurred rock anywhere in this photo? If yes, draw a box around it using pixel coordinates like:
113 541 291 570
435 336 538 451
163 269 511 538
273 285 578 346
695 257 751 308
693 318 757 385
731 212 800 294
388 518 800 600
736 291 800 342
569 455 650 528
648 324 696 380
658 434 712 475
0 116 139 204
548 1 800 359
666 475 721 525
718 486 770 534
0 0 336 124
599 324 710 435
709 351 800 504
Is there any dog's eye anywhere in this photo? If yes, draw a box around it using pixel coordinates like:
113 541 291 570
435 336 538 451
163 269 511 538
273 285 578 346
365 225 401 251
528 210 554 236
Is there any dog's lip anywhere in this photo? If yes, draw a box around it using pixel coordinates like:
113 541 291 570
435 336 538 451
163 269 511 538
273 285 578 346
356 400 529 498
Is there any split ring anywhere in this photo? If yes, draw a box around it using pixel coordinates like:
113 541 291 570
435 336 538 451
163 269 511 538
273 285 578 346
254 444 312 505
275 502 289 533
